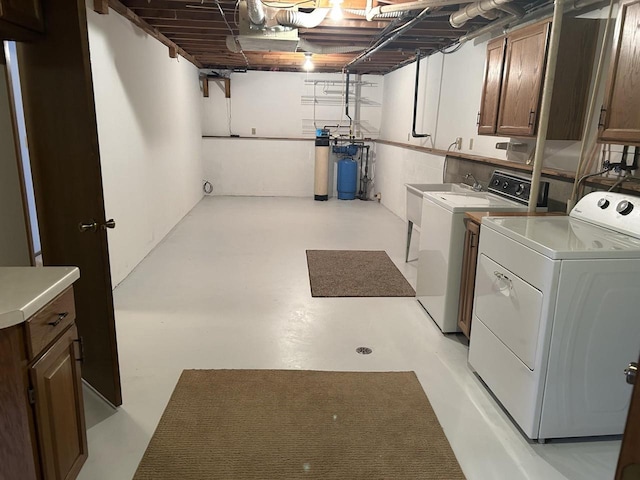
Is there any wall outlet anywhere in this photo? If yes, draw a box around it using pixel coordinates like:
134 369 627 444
469 138 474 150
251 127 256 135
455 137 462 150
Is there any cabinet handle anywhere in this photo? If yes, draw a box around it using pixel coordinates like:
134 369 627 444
48 312 68 327
598 107 606 127
494 271 512 289
74 337 85 363
476 111 481 126
528 110 536 127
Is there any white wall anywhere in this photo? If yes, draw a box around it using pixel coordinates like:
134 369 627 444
0 61 31 266
87 4 203 286
202 71 383 197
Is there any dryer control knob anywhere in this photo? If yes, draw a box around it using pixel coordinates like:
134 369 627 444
502 181 509 190
515 183 525 196
597 198 610 209
616 200 634 215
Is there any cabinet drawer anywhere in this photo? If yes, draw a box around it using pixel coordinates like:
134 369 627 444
26 287 76 359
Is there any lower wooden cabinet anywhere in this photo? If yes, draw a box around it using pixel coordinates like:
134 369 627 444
457 217 480 339
31 324 87 480
0 286 87 480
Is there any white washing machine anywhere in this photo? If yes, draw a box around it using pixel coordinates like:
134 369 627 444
469 191 640 441
416 170 548 333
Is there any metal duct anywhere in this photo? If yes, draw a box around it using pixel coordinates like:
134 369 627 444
275 8 329 28
449 0 514 28
297 38 363 54
346 8 451 18
365 0 473 21
226 36 242 53
246 0 266 25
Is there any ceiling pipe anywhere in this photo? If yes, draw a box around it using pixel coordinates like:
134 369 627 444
458 0 606 44
345 8 433 69
449 0 517 28
528 0 565 213
365 0 473 21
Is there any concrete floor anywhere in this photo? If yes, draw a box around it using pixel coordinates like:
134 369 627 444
78 196 621 480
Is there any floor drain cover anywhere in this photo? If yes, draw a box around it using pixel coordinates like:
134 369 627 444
356 347 373 355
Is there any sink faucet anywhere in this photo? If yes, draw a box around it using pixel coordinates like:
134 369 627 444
464 173 482 192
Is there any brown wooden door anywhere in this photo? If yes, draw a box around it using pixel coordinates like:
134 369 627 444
599 0 640 146
616 354 640 479
0 0 43 32
496 22 549 137
457 218 479 339
17 0 122 406
30 325 88 480
478 37 505 135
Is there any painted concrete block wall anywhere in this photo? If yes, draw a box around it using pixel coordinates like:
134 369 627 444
87 4 203 287
0 63 31 266
202 71 383 196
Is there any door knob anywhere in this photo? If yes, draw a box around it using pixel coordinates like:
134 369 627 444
102 219 116 229
624 362 638 385
625 362 638 385
78 220 98 233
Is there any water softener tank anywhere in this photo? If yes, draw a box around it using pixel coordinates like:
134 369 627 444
314 131 331 201
337 158 357 200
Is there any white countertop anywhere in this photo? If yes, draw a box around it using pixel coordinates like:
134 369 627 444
0 266 80 329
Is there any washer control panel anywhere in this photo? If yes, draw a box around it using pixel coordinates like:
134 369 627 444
571 192 640 238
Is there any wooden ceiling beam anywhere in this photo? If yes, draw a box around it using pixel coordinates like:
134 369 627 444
108 0 203 67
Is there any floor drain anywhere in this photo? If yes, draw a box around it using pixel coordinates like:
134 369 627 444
356 347 373 355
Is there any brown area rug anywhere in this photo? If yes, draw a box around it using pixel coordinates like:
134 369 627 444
306 250 415 297
133 370 465 480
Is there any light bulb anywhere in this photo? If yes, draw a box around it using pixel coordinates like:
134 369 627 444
303 53 314 71
330 0 343 20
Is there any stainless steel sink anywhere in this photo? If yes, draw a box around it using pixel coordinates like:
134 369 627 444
404 183 473 262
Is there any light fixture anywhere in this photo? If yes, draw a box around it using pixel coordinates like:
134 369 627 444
303 52 314 71
330 0 343 21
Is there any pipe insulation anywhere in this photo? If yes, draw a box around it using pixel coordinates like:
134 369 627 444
449 0 515 28
275 8 329 28
528 0 565 213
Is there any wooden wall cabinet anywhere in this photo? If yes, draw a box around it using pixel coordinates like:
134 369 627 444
0 286 87 480
0 0 43 40
598 0 640 146
478 18 597 140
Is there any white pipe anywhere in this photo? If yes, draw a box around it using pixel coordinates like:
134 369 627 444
568 0 616 211
528 0 565 212
450 0 513 28
275 8 329 28
366 0 472 21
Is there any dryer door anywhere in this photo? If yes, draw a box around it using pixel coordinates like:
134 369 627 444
474 253 543 370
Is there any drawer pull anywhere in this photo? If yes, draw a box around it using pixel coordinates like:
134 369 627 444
48 312 69 327
494 271 513 290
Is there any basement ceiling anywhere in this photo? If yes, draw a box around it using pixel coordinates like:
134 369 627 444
119 0 549 74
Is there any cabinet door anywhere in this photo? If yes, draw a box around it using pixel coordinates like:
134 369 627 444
457 219 480 339
0 0 43 32
599 0 640 146
478 37 506 135
496 22 549 137
30 325 87 480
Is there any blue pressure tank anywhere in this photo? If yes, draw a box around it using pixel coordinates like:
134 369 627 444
337 158 358 200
